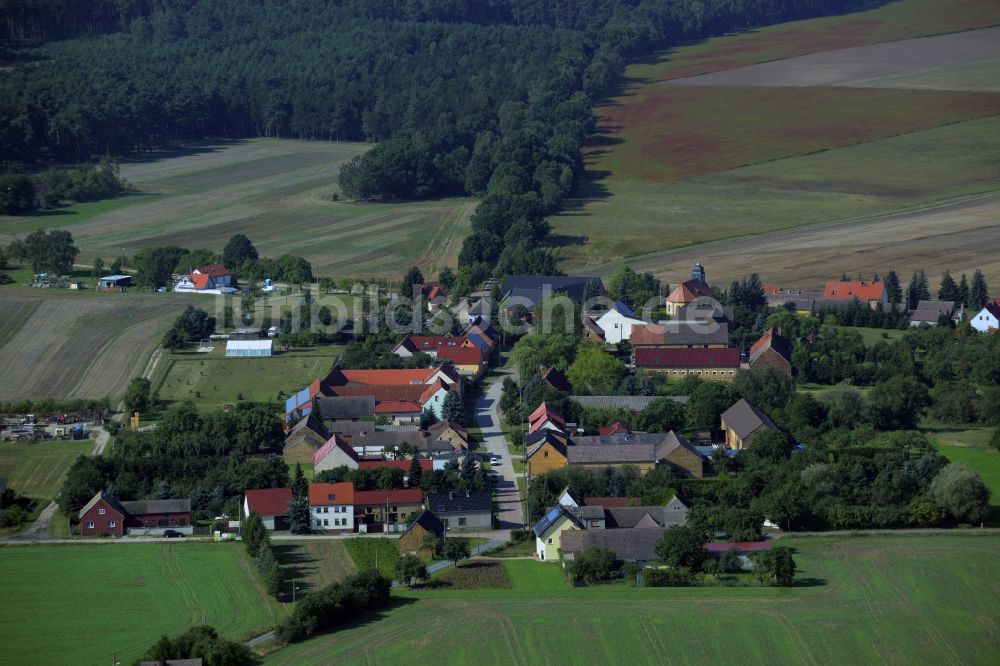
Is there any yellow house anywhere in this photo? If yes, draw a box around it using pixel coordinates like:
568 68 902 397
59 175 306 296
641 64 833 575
533 506 584 562
525 433 569 476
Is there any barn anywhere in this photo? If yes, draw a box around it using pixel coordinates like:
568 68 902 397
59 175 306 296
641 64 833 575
225 340 273 357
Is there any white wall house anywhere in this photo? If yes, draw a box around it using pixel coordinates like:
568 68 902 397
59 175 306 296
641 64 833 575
309 483 355 532
596 301 646 344
971 303 1000 333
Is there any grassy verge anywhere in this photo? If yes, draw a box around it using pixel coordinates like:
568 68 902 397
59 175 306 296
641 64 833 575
342 537 400 579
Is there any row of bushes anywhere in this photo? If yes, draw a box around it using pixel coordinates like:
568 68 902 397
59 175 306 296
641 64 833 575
275 570 392 644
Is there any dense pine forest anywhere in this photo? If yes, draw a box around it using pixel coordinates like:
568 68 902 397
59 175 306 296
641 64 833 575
1 0 881 276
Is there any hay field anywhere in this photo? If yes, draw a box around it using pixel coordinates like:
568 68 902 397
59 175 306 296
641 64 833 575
550 0 1000 280
0 139 474 278
265 535 1000 665
0 293 191 401
0 440 89 501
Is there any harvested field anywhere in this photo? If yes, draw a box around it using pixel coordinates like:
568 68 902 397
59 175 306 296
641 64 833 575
0 440 88 501
0 139 474 278
848 56 1000 92
630 0 1000 82
594 86 1000 181
663 27 1000 88
0 294 191 401
265 535 1000 665
428 559 513 590
273 540 358 593
587 193 1000 288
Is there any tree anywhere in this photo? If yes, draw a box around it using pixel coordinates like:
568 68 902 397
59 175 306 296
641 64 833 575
122 377 152 414
754 547 796 586
420 531 442 557
734 366 794 413
443 538 471 567
685 382 738 430
567 340 626 395
243 511 267 557
161 325 189 351
958 274 970 308
401 266 424 293
512 333 578 377
23 229 79 275
442 389 464 424
969 269 989 311
92 256 104 278
0 175 35 214
868 376 931 430
938 271 958 302
134 245 186 289
408 456 423 487
222 233 258 269
255 542 283 595
635 397 686 433
438 267 456 292
288 495 311 534
570 547 617 582
654 524 706 571
929 463 991 524
317 305 333 330
884 270 902 305
394 553 428 586
291 463 308 499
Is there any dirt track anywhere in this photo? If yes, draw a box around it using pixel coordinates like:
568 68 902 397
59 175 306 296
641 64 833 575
663 27 1000 89
600 193 1000 288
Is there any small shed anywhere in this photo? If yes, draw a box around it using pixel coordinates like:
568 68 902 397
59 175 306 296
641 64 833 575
225 339 273 357
97 274 132 292
229 327 264 340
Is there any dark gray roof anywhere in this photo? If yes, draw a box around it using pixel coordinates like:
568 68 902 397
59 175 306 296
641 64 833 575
120 499 191 515
526 431 569 459
314 395 375 420
327 421 419 436
571 395 688 411
653 431 699 461
720 399 777 439
503 275 602 308
910 300 955 322
561 528 667 561
426 490 492 514
573 505 606 521
605 505 687 528
78 490 126 520
566 444 655 465
346 431 439 451
400 510 444 540
288 413 329 438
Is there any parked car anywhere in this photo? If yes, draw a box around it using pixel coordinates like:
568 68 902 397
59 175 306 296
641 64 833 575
163 530 184 538
490 455 502 465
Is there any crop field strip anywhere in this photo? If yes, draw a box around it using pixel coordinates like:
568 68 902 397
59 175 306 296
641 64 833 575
264 535 1000 665
0 544 278 666
0 440 88 501
0 139 473 278
551 0 1000 281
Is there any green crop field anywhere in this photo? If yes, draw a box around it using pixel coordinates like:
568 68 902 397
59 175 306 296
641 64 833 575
0 440 88 501
550 0 1000 282
273 540 358 594
0 139 474 279
264 535 1000 665
0 543 279 666
343 537 401 580
849 57 1000 92
155 344 343 411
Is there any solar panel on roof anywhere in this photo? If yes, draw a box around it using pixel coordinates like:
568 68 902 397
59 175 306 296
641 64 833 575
547 507 560 521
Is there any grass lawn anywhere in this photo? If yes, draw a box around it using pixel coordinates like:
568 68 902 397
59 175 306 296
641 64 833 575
264 534 1000 665
155 344 343 411
0 543 279 666
272 540 358 595
833 325 909 346
923 423 1000 517
342 537 400 580
0 440 89 502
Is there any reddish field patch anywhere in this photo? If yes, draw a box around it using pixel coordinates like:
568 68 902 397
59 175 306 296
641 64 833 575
631 0 1000 82
594 86 1000 181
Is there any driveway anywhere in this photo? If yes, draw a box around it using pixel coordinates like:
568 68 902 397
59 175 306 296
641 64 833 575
475 375 524 531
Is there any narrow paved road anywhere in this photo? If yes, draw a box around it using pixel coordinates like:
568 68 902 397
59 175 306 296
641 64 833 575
475 374 524 531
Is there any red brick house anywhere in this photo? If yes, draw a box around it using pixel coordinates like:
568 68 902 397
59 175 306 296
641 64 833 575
748 328 793 375
121 499 193 534
79 491 127 536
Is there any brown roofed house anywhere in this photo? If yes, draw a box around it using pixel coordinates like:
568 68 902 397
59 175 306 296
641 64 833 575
720 399 777 450
399 510 445 557
748 328 793 375
283 413 331 466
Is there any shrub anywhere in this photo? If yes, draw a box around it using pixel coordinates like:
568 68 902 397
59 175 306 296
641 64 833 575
644 567 695 587
569 547 617 583
275 571 392 644
0 506 28 527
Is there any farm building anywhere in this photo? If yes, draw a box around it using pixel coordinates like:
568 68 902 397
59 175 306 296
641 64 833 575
634 347 741 380
748 328 793 375
78 491 127 536
721 399 777 450
229 327 264 340
121 499 193 535
96 274 132 292
225 340 273 357
354 488 423 533
243 488 293 530
399 510 445 557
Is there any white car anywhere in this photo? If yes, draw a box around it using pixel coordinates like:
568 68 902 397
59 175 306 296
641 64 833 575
490 456 502 465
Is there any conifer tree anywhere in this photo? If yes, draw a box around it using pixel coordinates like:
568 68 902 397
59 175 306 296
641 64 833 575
970 269 989 311
938 271 958 302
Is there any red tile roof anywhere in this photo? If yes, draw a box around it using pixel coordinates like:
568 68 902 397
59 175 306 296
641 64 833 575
313 434 359 466
823 280 885 301
749 328 792 365
582 497 639 508
373 401 421 414
329 385 427 402
357 458 432 472
353 488 423 506
599 422 631 436
528 401 556 424
340 368 439 385
245 488 293 517
189 273 210 290
634 347 741 368
308 482 355 506
194 263 230 277
666 279 714 303
437 346 483 365
421 281 447 301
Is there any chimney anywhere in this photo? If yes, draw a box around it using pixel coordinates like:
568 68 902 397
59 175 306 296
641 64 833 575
692 262 706 285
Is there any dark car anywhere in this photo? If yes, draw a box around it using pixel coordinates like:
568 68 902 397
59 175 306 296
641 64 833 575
163 530 185 538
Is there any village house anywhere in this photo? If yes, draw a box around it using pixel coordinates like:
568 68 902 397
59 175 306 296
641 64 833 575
391 335 475 359
308 482 355 532
282 414 331 466
721 399 778 450
748 328 793 375
909 300 957 327
634 347 741 381
822 279 888 309
432 450 482 471
353 488 424 533
533 505 585 561
572 430 703 478
313 434 361 472
502 275 604 312
528 402 566 435
78 491 192 536
566 444 656 476
174 263 237 294
420 281 448 312
970 302 1000 333
540 367 573 393
426 420 470 450
243 488 293 531
398 510 445 557
526 431 570 476
426 490 492 530
560 528 667 565
595 301 647 344
629 320 731 349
